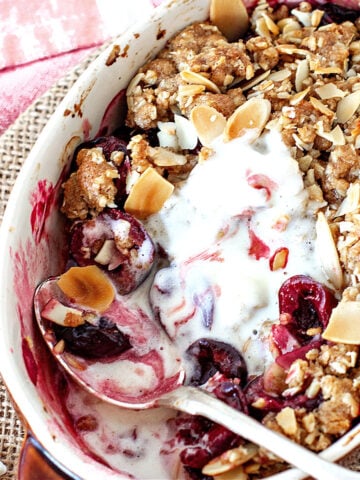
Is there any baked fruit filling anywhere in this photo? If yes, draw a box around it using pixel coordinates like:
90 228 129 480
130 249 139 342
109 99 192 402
37 0 360 478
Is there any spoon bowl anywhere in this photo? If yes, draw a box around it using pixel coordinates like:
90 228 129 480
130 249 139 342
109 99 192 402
34 276 360 480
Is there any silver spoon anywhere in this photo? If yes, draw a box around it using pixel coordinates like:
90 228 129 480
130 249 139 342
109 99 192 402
34 278 360 480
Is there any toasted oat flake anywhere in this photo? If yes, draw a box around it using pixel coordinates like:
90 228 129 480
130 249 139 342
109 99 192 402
309 97 334 117
268 68 291 82
276 407 298 436
295 59 309 92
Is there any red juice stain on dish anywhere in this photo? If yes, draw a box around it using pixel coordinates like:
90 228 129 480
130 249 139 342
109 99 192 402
30 179 56 245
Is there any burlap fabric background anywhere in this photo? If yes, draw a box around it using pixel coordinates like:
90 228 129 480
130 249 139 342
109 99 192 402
0 39 360 479
0 44 106 479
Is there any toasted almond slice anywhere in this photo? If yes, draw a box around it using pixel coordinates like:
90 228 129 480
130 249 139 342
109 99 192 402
316 124 345 146
268 68 291 82
295 59 309 92
124 166 174 218
315 83 345 100
336 89 360 124
276 45 308 56
202 444 258 476
290 86 310 105
94 239 118 266
224 98 271 142
190 105 227 147
255 17 271 40
322 300 360 344
316 212 343 291
174 114 199 150
180 70 221 94
178 84 206 97
261 12 280 36
210 0 249 41
310 97 334 117
57 265 115 312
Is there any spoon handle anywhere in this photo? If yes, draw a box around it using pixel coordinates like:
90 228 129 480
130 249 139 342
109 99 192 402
158 386 360 480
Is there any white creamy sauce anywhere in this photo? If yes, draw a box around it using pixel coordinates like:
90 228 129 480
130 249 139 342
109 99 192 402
145 131 327 375
65 131 328 478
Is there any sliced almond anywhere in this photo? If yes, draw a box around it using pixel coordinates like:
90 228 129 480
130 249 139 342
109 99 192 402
276 45 308 56
336 90 360 124
174 114 199 150
309 97 334 117
190 105 227 147
241 70 271 92
316 124 345 146
157 121 178 149
224 98 271 142
180 70 221 94
311 9 324 27
255 17 271 40
94 239 118 267
322 300 360 344
268 68 291 83
41 299 84 327
202 444 258 476
210 0 249 41
57 265 115 312
292 9 312 27
335 182 360 217
289 86 310 106
124 166 174 218
315 212 343 291
295 59 309 92
315 83 345 100
178 84 206 97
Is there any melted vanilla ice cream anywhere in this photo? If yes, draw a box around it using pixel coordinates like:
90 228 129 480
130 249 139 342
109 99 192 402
145 131 327 375
65 131 329 478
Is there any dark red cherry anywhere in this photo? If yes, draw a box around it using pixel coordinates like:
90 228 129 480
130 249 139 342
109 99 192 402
52 317 132 359
70 208 155 295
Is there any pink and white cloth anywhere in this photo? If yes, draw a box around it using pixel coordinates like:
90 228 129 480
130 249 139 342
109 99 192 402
0 0 163 135
0 0 359 135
